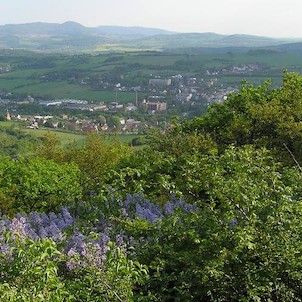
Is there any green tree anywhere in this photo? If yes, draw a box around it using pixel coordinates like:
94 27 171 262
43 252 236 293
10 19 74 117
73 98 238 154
183 72 302 164
128 146 302 301
97 115 106 126
37 132 132 194
0 157 83 214
106 116 121 130
108 128 217 203
65 132 131 192
0 236 147 302
37 133 65 163
0 238 71 302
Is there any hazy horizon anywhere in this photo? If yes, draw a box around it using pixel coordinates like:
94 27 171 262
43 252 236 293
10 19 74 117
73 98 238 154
1 0 302 39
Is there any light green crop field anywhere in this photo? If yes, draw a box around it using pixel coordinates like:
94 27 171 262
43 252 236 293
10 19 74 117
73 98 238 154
25 129 144 148
101 133 143 144
0 121 143 148
0 121 17 128
1 80 140 103
23 128 86 147
0 78 41 90
166 52 302 69
123 54 183 66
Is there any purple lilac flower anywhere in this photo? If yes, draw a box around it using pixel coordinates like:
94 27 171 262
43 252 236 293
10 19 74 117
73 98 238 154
10 217 27 239
25 228 39 241
83 242 106 267
0 208 113 271
48 212 58 222
98 232 110 246
66 247 81 271
56 218 67 230
123 193 163 222
0 208 76 244
41 213 50 226
123 193 197 222
1 215 10 229
135 203 162 223
164 197 197 214
64 231 109 270
29 212 43 225
0 243 12 259
46 222 64 241
61 207 74 225
38 226 48 239
115 234 126 247
0 220 7 233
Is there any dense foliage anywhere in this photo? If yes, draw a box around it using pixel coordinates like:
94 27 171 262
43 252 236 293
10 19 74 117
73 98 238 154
0 126 39 157
0 157 82 215
128 146 302 301
184 71 302 164
37 132 131 192
2 72 302 300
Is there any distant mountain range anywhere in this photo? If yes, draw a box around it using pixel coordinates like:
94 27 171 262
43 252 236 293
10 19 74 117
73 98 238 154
0 21 300 52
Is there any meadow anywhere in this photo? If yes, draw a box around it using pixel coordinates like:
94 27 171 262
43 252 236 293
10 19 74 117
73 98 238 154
0 121 142 149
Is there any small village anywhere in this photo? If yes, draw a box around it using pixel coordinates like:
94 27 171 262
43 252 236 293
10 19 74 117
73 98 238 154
0 65 251 133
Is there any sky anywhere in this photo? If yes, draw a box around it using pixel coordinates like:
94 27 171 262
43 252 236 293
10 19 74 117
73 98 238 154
0 0 301 38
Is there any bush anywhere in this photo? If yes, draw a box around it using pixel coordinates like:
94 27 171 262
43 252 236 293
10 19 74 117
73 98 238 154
0 157 83 215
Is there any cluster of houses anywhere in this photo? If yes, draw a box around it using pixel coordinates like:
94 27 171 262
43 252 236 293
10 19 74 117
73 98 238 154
5 112 149 134
0 65 11 73
0 67 245 129
37 98 168 114
206 64 264 76
146 74 238 106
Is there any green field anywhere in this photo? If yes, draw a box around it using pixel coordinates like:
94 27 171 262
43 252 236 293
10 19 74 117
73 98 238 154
0 121 143 148
23 128 86 147
0 120 17 128
0 79 142 103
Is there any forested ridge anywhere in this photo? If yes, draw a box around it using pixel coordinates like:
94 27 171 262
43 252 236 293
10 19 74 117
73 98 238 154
1 72 302 301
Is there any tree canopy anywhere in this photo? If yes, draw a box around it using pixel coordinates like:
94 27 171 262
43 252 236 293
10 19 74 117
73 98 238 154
184 71 302 164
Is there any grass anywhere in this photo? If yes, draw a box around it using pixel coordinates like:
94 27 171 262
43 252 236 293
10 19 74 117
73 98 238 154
23 128 86 147
0 120 85 147
24 129 144 148
0 121 143 148
5 81 140 103
0 77 41 90
0 121 18 128
101 133 143 144
94 45 158 52
123 53 183 66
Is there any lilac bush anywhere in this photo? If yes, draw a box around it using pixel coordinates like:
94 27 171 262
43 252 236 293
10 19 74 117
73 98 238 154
64 230 110 270
0 194 197 242
0 207 120 272
0 208 76 269
0 207 75 242
122 193 197 223
164 197 197 214
0 193 197 273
